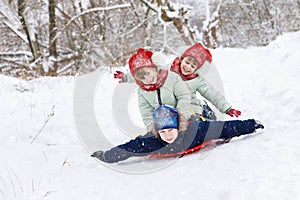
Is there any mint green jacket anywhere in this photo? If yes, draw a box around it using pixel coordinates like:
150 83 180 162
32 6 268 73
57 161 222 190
123 69 230 121
185 74 231 115
138 71 191 130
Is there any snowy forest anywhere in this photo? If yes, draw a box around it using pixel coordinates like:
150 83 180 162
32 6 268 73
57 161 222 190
0 0 300 79
1 1 300 199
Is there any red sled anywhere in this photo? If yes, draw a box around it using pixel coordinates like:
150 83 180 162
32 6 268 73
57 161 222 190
149 138 227 158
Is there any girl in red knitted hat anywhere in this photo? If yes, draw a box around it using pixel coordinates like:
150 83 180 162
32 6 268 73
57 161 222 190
122 48 193 131
167 43 242 120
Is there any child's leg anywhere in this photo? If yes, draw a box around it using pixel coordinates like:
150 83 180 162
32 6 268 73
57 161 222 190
220 119 257 139
203 119 257 141
202 100 217 120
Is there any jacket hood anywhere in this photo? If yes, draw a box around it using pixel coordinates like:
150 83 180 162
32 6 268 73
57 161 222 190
181 43 212 69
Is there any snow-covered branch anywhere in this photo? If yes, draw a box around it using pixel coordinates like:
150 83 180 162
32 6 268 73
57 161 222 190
138 0 159 12
3 21 29 44
65 4 132 28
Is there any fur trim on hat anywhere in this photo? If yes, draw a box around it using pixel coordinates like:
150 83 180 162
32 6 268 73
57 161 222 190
151 52 168 70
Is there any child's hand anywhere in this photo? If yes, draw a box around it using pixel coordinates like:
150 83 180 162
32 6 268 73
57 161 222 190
113 71 125 83
188 115 200 124
91 151 106 162
227 108 241 117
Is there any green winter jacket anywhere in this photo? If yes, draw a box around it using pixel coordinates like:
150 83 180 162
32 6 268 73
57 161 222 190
137 71 191 130
123 71 135 83
185 73 231 115
122 68 231 117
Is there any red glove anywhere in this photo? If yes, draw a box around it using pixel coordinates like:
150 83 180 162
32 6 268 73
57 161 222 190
227 108 241 117
114 71 125 83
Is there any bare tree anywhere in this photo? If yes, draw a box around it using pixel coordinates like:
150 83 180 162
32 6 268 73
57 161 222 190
140 0 196 45
202 0 223 48
48 0 58 75
1 0 300 79
17 0 40 60
49 0 57 58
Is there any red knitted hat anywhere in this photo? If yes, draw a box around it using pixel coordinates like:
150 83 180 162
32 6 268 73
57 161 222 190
128 48 156 76
181 43 212 69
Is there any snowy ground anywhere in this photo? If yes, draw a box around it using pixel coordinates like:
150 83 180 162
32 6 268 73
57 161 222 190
1 31 300 200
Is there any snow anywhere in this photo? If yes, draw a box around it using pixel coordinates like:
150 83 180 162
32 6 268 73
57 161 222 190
1 31 300 200
0 1 22 28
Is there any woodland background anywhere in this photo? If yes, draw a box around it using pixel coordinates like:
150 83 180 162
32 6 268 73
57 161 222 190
0 0 299 79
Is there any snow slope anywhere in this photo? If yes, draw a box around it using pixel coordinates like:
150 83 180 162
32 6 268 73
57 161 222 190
0 31 300 200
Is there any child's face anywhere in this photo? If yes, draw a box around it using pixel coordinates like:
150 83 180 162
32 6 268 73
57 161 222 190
180 57 198 75
158 128 179 143
135 67 158 84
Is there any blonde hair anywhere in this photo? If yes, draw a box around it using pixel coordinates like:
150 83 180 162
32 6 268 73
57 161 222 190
181 56 198 67
134 67 157 81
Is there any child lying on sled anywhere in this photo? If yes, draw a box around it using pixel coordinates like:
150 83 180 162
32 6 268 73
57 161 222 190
91 105 264 163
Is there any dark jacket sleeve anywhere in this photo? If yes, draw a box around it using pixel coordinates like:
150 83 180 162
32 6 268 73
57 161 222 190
102 133 164 163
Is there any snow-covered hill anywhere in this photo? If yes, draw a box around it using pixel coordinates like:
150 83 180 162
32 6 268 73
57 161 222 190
0 31 300 200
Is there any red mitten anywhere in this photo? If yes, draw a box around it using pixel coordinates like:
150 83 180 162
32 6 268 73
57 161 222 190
227 108 241 117
113 71 125 83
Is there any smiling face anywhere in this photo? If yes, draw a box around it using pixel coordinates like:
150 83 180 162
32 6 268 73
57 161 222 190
180 56 198 76
134 67 158 84
158 128 179 143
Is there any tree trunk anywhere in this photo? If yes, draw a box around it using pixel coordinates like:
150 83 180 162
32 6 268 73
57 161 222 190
49 0 58 75
160 7 195 45
139 0 196 45
49 0 57 57
17 0 40 60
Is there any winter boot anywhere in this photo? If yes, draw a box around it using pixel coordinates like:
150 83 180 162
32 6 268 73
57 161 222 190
254 120 264 129
202 100 217 120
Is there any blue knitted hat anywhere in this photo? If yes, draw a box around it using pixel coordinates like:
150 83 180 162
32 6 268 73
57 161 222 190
153 105 179 131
